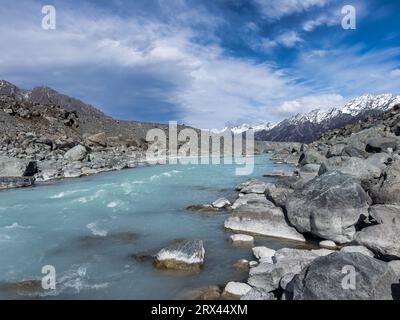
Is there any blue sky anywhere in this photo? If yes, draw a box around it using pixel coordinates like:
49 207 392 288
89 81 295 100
0 0 399 128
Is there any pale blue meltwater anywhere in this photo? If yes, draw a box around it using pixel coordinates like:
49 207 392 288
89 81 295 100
0 154 306 299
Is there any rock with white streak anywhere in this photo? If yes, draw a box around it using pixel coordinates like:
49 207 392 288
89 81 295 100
230 234 254 245
222 282 252 299
154 239 205 271
212 198 231 209
225 194 305 242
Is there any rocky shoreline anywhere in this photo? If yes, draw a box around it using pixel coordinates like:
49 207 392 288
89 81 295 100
182 104 400 300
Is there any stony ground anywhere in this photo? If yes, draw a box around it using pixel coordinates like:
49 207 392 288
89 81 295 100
0 92 200 188
185 104 400 300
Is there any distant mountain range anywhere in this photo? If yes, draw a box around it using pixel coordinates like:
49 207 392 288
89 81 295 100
2 80 399 144
0 80 105 118
219 94 400 143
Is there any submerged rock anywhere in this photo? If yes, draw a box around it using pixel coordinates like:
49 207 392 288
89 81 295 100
185 285 222 300
290 252 398 300
154 239 205 271
233 259 250 272
186 204 219 213
0 279 43 296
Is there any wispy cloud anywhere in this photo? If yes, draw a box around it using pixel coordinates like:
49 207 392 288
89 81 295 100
276 94 345 115
0 0 399 129
261 31 304 49
303 13 339 31
255 0 331 19
390 69 400 78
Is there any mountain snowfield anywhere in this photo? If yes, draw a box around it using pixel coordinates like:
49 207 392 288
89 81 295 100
215 121 277 135
218 94 400 143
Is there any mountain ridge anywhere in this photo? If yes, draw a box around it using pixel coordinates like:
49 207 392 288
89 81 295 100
0 80 106 118
245 94 400 143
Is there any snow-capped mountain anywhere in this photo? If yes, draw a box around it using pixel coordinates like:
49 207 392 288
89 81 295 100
217 121 276 135
255 94 400 143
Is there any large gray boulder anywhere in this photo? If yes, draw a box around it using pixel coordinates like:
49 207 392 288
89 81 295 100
369 204 400 224
224 194 305 242
86 132 107 147
290 252 398 300
264 183 293 208
326 144 347 158
365 153 392 170
344 126 390 152
370 160 400 205
366 137 398 153
0 156 37 177
235 178 267 194
318 156 381 189
64 144 88 161
340 146 368 159
355 206 400 260
248 248 333 291
154 239 205 271
286 171 371 243
298 150 326 166
340 245 374 257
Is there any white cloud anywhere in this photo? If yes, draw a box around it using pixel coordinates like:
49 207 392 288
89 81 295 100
277 94 345 115
261 31 304 49
390 69 400 77
294 46 400 96
255 0 330 19
303 14 339 31
0 1 399 130
276 31 304 47
0 1 306 128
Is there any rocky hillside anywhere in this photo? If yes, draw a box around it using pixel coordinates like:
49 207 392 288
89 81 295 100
0 81 197 189
0 80 106 118
255 94 400 143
